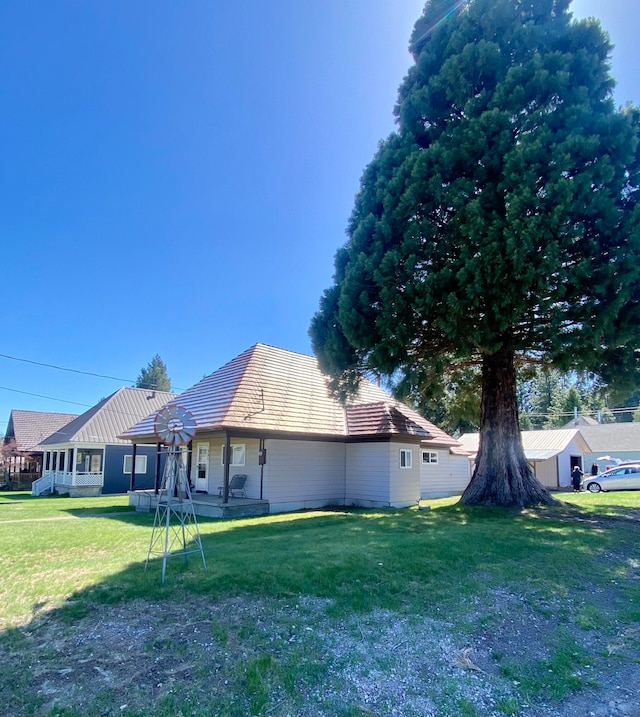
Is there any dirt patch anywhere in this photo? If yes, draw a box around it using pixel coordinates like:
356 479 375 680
3 586 640 717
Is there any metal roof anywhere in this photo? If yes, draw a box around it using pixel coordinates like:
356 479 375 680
4 410 79 452
458 428 591 459
122 343 460 446
38 387 177 447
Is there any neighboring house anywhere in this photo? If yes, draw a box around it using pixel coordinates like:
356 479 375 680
32 387 177 497
561 414 600 428
457 428 592 489
123 343 467 514
2 410 79 489
578 423 640 472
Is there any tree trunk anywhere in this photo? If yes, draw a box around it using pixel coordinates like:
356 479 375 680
460 347 556 507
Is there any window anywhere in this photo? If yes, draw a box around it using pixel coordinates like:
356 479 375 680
123 455 148 474
422 451 439 465
400 449 412 469
221 444 246 467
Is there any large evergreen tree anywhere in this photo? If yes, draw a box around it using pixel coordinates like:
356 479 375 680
310 0 640 507
135 354 171 392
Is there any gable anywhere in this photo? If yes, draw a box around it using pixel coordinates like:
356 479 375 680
40 387 177 447
4 410 79 452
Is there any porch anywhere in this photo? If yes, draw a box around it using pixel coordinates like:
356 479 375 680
32 471 103 497
129 489 270 519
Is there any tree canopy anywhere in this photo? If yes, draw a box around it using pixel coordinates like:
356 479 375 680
135 354 171 392
310 0 640 507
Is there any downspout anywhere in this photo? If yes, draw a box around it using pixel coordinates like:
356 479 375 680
259 437 265 500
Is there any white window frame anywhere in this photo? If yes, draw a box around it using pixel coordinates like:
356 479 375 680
197 443 209 479
422 451 439 465
221 443 246 467
123 455 148 474
400 449 412 469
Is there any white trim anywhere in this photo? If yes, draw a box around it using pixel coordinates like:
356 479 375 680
196 442 209 492
123 455 148 474
221 443 246 467
422 450 439 465
400 448 412 469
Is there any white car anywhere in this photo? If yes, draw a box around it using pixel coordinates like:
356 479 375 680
582 464 640 493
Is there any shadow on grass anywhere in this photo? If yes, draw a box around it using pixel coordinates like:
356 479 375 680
42 501 640 611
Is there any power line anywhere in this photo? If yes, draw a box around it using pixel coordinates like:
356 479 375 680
0 353 133 383
0 386 92 408
0 352 187 391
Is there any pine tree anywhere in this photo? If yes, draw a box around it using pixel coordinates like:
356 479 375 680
310 0 640 507
135 354 171 392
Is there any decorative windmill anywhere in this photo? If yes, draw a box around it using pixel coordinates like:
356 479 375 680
145 405 207 584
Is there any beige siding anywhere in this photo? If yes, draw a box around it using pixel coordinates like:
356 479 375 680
420 450 470 498
345 443 391 505
264 439 346 512
531 458 558 488
191 437 261 498
389 443 421 507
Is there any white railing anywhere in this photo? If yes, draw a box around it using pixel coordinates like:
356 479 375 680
54 471 103 487
33 471 104 493
32 473 54 496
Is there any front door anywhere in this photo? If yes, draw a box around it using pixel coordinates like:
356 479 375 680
195 443 209 492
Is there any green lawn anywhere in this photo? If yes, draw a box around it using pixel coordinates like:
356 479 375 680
1 490 639 717
0 490 636 626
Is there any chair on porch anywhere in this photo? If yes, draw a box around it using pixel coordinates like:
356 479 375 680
218 474 248 498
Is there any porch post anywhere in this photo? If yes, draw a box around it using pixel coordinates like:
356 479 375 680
223 432 231 504
259 437 265 500
131 442 138 492
70 448 76 484
154 442 162 494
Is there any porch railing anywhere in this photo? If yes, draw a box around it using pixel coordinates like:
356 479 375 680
32 473 54 496
32 471 104 494
54 471 104 487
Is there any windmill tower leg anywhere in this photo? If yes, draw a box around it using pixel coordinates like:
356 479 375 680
146 443 207 584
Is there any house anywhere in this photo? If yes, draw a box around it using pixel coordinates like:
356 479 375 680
2 410 79 489
32 387 177 497
122 343 467 515
457 428 592 489
562 414 600 428
578 423 640 472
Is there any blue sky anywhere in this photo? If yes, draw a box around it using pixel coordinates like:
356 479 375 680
1 0 638 432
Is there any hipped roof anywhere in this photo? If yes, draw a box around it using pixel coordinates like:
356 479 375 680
123 343 459 446
39 387 177 447
4 410 79 452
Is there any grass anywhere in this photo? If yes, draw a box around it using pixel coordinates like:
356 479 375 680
1 489 639 716
0 490 634 623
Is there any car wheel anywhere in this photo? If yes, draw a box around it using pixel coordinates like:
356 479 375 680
588 482 601 493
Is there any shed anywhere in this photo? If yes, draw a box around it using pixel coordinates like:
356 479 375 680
457 429 592 489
